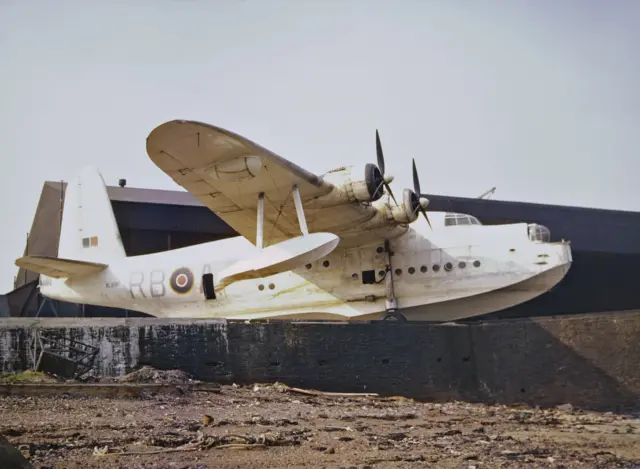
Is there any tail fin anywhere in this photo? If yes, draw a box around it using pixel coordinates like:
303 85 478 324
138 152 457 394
58 166 126 263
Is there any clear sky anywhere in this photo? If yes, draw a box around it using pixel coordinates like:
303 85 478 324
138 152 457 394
1 0 639 293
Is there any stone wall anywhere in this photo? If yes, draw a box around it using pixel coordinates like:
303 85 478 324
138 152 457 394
1 313 638 412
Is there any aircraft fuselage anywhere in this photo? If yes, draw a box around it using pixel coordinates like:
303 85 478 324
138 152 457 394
41 216 572 322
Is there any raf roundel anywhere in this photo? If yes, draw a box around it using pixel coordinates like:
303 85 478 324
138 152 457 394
170 267 194 294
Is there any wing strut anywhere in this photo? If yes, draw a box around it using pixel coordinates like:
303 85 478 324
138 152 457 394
292 184 309 236
215 186 340 292
256 192 265 250
254 184 311 250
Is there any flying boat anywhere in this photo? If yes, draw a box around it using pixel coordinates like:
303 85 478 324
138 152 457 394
15 120 572 321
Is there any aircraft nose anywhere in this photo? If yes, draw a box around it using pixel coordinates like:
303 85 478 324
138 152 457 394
548 241 572 266
533 241 572 268
558 241 572 264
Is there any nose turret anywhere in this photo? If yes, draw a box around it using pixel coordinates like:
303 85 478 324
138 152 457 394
527 223 551 243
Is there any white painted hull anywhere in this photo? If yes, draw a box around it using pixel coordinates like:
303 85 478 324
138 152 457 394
105 232 570 322
141 262 569 322
384 263 571 321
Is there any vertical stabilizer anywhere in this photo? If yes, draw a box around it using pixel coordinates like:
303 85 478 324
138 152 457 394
58 167 126 263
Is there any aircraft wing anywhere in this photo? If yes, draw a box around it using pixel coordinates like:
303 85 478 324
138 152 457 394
15 256 108 279
146 120 405 247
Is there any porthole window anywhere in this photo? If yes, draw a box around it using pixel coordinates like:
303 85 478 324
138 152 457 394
432 264 440 272
258 284 265 291
305 263 312 270
408 267 415 274
323 260 330 268
395 268 402 276
444 262 453 271
352 273 358 280
473 260 481 268
420 266 427 273
268 283 275 290
378 270 385 277
459 261 466 269
376 246 384 254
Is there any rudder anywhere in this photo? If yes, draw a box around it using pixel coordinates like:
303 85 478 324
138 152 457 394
58 166 127 263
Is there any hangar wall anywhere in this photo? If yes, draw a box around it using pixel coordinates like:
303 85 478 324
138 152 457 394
1 311 638 411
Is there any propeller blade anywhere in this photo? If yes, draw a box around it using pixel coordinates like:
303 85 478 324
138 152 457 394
412 160 431 230
412 158 421 196
385 181 399 206
375 129 385 176
375 129 399 207
420 206 432 229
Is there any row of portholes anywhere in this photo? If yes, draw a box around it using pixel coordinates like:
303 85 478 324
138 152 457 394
391 260 481 276
260 259 482 288
306 258 481 273
349 260 482 280
305 260 330 269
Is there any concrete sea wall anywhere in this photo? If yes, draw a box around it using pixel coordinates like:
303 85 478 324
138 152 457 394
1 312 638 412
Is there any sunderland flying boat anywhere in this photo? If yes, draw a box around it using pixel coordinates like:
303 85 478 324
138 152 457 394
16 120 572 321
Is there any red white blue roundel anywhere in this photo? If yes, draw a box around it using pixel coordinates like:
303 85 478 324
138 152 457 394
170 267 194 294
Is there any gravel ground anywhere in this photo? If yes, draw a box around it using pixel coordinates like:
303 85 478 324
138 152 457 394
0 370 639 469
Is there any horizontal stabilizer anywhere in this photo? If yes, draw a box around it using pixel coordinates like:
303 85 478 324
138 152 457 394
15 255 108 279
216 232 340 290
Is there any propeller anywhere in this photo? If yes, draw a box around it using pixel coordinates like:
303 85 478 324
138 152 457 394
412 158 432 229
375 130 398 206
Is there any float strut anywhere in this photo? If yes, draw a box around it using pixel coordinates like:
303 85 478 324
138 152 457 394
383 239 406 322
385 239 398 312
292 184 309 236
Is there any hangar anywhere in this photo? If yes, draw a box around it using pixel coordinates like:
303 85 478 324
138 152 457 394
4 178 640 319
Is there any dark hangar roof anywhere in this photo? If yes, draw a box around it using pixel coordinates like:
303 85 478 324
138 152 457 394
106 184 203 207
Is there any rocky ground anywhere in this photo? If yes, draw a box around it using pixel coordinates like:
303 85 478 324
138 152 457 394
0 369 639 469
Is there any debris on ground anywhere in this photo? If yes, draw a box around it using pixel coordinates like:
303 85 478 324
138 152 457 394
0 371 59 384
0 379 638 469
112 366 199 385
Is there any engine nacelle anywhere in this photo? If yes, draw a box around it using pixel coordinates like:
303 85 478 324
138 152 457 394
315 163 385 207
344 188 428 235
388 188 422 224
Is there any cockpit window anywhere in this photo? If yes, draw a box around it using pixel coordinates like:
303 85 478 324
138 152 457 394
444 213 482 227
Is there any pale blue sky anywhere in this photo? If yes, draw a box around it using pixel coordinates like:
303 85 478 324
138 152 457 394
1 0 639 293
